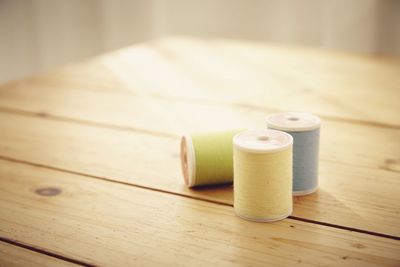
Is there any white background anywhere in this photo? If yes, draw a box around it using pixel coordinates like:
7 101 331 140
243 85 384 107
1 0 399 84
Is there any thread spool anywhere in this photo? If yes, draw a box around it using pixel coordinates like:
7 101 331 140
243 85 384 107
266 112 320 196
180 131 239 187
233 129 293 222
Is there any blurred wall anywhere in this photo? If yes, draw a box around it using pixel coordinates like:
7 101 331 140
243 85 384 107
0 0 399 84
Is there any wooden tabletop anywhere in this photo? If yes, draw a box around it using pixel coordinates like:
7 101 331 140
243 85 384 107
0 37 399 266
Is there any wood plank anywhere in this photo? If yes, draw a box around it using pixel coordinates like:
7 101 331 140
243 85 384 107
0 112 398 237
108 37 400 126
0 83 399 174
12 37 400 126
0 242 77 267
0 159 399 267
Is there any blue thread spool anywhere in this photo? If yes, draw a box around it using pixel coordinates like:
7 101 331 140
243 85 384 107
266 112 320 196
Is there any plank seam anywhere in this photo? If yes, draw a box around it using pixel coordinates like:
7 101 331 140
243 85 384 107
0 106 176 139
0 237 96 267
4 81 398 129
0 106 398 174
231 102 400 130
0 155 399 241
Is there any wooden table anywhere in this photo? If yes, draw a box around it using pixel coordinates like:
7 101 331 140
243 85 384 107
0 37 399 266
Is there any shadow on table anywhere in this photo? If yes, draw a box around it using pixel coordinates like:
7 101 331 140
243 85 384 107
185 184 375 233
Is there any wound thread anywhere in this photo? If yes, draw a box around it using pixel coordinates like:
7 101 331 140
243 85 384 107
180 131 240 187
266 112 321 196
233 129 293 222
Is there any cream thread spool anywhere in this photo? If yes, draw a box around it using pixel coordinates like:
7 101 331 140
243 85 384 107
180 131 239 187
233 129 293 222
266 112 320 196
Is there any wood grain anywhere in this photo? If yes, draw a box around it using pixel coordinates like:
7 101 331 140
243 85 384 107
0 112 398 237
10 37 399 126
0 82 399 173
0 37 399 264
0 159 399 267
0 242 76 267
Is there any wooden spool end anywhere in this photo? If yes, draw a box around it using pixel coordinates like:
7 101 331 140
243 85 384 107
180 135 196 187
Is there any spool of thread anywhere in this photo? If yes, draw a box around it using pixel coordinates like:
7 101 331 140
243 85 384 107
180 130 240 187
233 129 293 222
266 112 320 196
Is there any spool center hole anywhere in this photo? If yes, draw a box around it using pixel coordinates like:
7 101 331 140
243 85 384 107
257 135 270 142
288 117 299 121
183 145 188 167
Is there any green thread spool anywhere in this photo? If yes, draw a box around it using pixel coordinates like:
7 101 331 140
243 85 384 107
234 129 293 222
180 131 240 187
